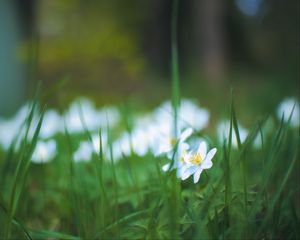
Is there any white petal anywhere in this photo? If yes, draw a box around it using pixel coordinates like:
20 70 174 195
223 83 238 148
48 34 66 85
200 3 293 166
180 128 193 142
205 148 217 162
198 141 207 159
183 152 192 163
162 163 171 172
200 148 217 169
181 171 192 180
193 169 203 183
181 165 198 180
178 142 189 152
158 143 173 156
175 160 184 169
201 160 213 169
176 165 186 178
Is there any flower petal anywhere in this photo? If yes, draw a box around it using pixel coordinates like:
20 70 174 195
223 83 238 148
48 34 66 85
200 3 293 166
183 152 192 163
157 144 173 156
162 163 171 172
176 164 186 178
193 169 203 183
200 148 216 169
205 148 217 162
198 141 207 159
181 165 198 180
180 128 193 142
201 160 213 169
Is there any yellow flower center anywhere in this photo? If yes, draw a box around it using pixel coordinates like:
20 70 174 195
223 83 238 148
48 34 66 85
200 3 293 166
170 138 177 146
189 153 203 165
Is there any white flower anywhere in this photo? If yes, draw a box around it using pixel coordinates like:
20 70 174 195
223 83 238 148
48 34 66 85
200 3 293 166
73 133 107 162
160 128 193 175
276 97 299 127
180 141 217 183
0 118 19 150
73 141 93 162
112 133 131 161
178 100 210 131
64 98 99 133
162 141 189 177
31 140 57 164
64 98 121 134
157 127 193 158
91 133 107 154
216 120 248 149
130 129 152 156
0 102 40 150
134 113 163 154
153 99 210 132
97 106 120 129
39 109 62 138
129 99 209 158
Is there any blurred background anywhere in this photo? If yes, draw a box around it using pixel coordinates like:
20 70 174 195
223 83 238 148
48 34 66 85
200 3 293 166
0 0 299 121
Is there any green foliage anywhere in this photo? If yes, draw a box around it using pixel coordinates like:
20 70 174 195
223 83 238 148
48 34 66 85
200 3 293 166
0 99 298 239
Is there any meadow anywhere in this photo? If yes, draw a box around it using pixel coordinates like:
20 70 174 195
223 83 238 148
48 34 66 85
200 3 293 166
0 91 299 239
0 0 299 239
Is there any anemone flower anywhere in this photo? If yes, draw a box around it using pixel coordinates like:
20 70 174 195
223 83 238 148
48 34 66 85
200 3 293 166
31 140 57 164
181 141 217 183
276 97 299 127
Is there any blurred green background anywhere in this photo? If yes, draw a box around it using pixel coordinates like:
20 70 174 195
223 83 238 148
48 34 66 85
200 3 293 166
0 0 299 117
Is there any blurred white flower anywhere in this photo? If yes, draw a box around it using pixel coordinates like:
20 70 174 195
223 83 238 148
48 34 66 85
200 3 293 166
0 103 62 145
110 114 160 159
153 99 210 132
130 129 152 156
92 132 109 157
64 98 99 133
40 109 62 138
31 140 57 164
157 127 193 158
216 120 248 149
124 99 208 158
0 118 18 150
134 113 160 152
0 102 34 150
131 112 171 157
73 141 93 162
276 97 299 127
159 128 193 179
162 141 189 178
112 132 131 161
73 132 107 162
97 106 120 129
252 118 275 149
181 141 217 183
178 100 210 131
64 98 121 134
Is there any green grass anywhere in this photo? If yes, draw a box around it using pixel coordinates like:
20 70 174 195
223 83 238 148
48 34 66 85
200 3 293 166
0 97 299 239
